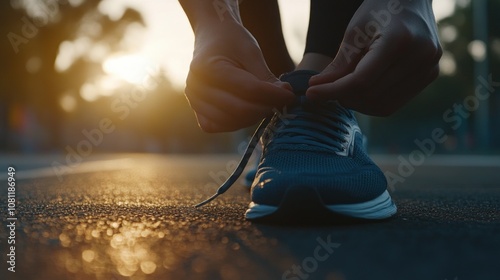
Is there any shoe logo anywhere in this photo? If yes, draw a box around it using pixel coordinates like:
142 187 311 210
272 106 297 126
336 123 361 157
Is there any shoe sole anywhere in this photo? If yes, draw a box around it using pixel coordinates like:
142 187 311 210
245 187 397 223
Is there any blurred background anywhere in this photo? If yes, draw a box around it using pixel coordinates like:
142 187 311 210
0 0 499 155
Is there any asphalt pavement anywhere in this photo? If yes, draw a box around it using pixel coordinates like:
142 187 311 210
0 153 499 280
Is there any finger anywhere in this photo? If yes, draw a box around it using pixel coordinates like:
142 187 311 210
307 35 410 101
188 60 293 109
383 63 440 108
189 97 271 133
212 61 294 106
338 64 439 116
241 47 282 83
373 48 440 100
371 35 442 94
324 37 441 107
308 42 364 88
191 82 276 120
348 49 436 101
186 88 274 132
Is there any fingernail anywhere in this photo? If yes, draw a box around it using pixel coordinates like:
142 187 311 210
306 89 318 100
308 75 321 84
275 81 293 91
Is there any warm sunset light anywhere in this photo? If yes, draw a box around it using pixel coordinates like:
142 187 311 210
3 0 500 279
102 54 157 85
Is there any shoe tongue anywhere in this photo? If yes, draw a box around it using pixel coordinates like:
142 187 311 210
279 70 319 95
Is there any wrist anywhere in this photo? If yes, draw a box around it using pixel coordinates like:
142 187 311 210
179 0 242 32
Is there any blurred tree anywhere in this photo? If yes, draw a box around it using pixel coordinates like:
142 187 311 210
3 1 497 154
1 0 144 151
369 0 500 153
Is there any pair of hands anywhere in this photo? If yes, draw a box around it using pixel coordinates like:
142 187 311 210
185 0 442 132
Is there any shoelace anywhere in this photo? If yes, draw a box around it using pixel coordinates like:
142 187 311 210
269 101 350 152
194 100 352 208
194 117 271 208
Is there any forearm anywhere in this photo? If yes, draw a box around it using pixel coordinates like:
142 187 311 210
178 0 242 32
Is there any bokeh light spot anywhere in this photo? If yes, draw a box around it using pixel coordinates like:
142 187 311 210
140 261 157 274
59 93 77 112
82 250 96 262
468 40 487 62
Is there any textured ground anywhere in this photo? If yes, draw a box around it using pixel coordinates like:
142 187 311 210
0 153 499 280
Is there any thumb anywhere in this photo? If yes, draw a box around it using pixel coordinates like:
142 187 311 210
309 41 364 86
242 45 283 85
243 46 292 90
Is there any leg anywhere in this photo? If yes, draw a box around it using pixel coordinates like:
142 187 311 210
197 0 397 222
240 0 295 76
297 0 364 72
245 1 396 222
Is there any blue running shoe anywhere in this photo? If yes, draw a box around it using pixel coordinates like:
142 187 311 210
245 70 396 221
195 70 396 223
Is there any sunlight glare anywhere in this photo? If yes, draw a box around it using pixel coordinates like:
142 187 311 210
103 54 156 85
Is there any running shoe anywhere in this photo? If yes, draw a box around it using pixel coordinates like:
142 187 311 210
196 70 396 223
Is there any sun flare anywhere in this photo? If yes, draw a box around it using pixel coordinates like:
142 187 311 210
102 54 157 85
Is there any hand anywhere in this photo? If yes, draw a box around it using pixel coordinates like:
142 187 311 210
307 0 442 116
185 19 294 132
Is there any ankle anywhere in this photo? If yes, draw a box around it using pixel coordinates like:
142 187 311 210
296 53 332 72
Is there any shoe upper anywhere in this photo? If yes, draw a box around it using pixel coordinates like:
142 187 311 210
251 70 388 206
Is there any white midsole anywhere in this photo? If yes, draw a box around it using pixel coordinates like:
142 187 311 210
245 190 397 220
